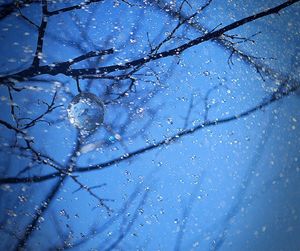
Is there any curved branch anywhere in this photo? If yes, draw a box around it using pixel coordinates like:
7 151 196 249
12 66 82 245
1 80 298 185
0 0 298 83
0 0 35 20
14 178 65 250
153 0 294 82
0 119 24 135
32 0 48 67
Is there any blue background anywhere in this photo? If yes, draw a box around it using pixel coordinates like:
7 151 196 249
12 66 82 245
0 0 300 250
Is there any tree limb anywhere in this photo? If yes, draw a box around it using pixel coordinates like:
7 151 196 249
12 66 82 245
1 79 298 185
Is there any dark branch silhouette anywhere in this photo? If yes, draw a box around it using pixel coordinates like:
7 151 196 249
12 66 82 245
1 77 299 185
0 0 298 84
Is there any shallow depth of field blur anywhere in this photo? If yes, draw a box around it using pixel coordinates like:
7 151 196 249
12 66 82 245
0 0 300 250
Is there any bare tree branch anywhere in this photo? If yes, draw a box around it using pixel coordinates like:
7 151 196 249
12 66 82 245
46 0 104 16
1 0 298 84
32 0 48 67
1 79 298 185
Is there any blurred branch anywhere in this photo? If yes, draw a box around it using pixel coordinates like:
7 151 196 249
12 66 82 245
46 0 104 16
102 188 150 251
0 119 24 135
203 83 229 122
16 6 39 28
174 176 205 251
68 48 114 66
70 176 112 213
0 0 104 20
53 182 149 250
7 86 20 127
14 177 65 250
152 0 291 81
150 0 212 54
0 0 35 20
210 114 275 251
14 135 82 250
19 91 62 129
